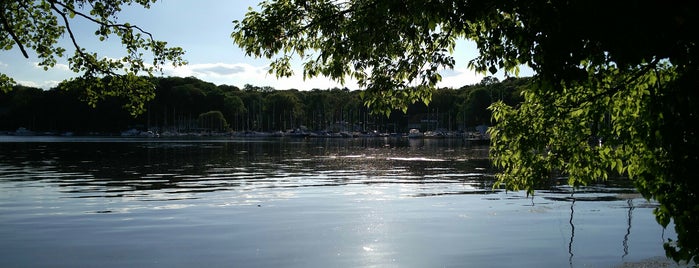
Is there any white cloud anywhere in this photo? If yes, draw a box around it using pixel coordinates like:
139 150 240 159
55 63 71 72
16 79 63 89
11 59 489 91
438 67 486 88
163 62 490 91
162 62 356 90
163 63 260 78
31 62 71 72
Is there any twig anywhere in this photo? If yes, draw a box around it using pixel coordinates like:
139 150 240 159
280 0 379 39
0 6 30 58
557 58 660 111
50 0 118 76
49 0 156 41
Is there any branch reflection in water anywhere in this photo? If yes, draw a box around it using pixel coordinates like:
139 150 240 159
569 196 576 268
623 199 634 259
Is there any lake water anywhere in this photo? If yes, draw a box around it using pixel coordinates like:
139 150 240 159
0 137 678 267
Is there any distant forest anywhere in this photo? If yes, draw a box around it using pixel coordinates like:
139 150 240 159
0 76 530 135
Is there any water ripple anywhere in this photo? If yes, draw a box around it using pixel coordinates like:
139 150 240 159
0 140 641 205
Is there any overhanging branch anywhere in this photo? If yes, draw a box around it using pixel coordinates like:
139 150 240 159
49 0 156 42
558 58 661 111
50 1 117 76
0 7 29 58
279 0 379 39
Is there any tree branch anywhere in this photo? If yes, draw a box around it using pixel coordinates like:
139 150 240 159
558 58 660 111
49 0 156 42
281 0 379 39
50 1 117 76
0 7 30 58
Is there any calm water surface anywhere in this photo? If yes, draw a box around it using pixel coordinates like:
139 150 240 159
0 137 676 267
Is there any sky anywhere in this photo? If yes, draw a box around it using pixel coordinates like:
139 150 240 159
0 0 532 91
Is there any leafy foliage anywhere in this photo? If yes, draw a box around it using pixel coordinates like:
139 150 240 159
233 0 699 263
233 0 468 115
1 0 186 114
198 110 228 132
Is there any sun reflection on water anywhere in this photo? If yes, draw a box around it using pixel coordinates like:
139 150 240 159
0 139 675 268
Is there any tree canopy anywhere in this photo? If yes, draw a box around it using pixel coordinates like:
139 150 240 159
233 0 699 263
1 0 186 114
1 75 518 134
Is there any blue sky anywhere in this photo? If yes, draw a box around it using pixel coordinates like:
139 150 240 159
0 0 531 90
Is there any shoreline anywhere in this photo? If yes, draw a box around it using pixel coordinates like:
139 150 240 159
616 256 694 268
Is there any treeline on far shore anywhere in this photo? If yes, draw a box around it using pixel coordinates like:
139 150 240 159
0 76 530 136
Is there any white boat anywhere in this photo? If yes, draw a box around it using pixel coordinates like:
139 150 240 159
408 129 423 138
14 127 35 136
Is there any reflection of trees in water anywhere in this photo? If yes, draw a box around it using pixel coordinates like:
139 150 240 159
0 140 495 199
568 195 575 268
623 199 634 259
566 196 647 266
